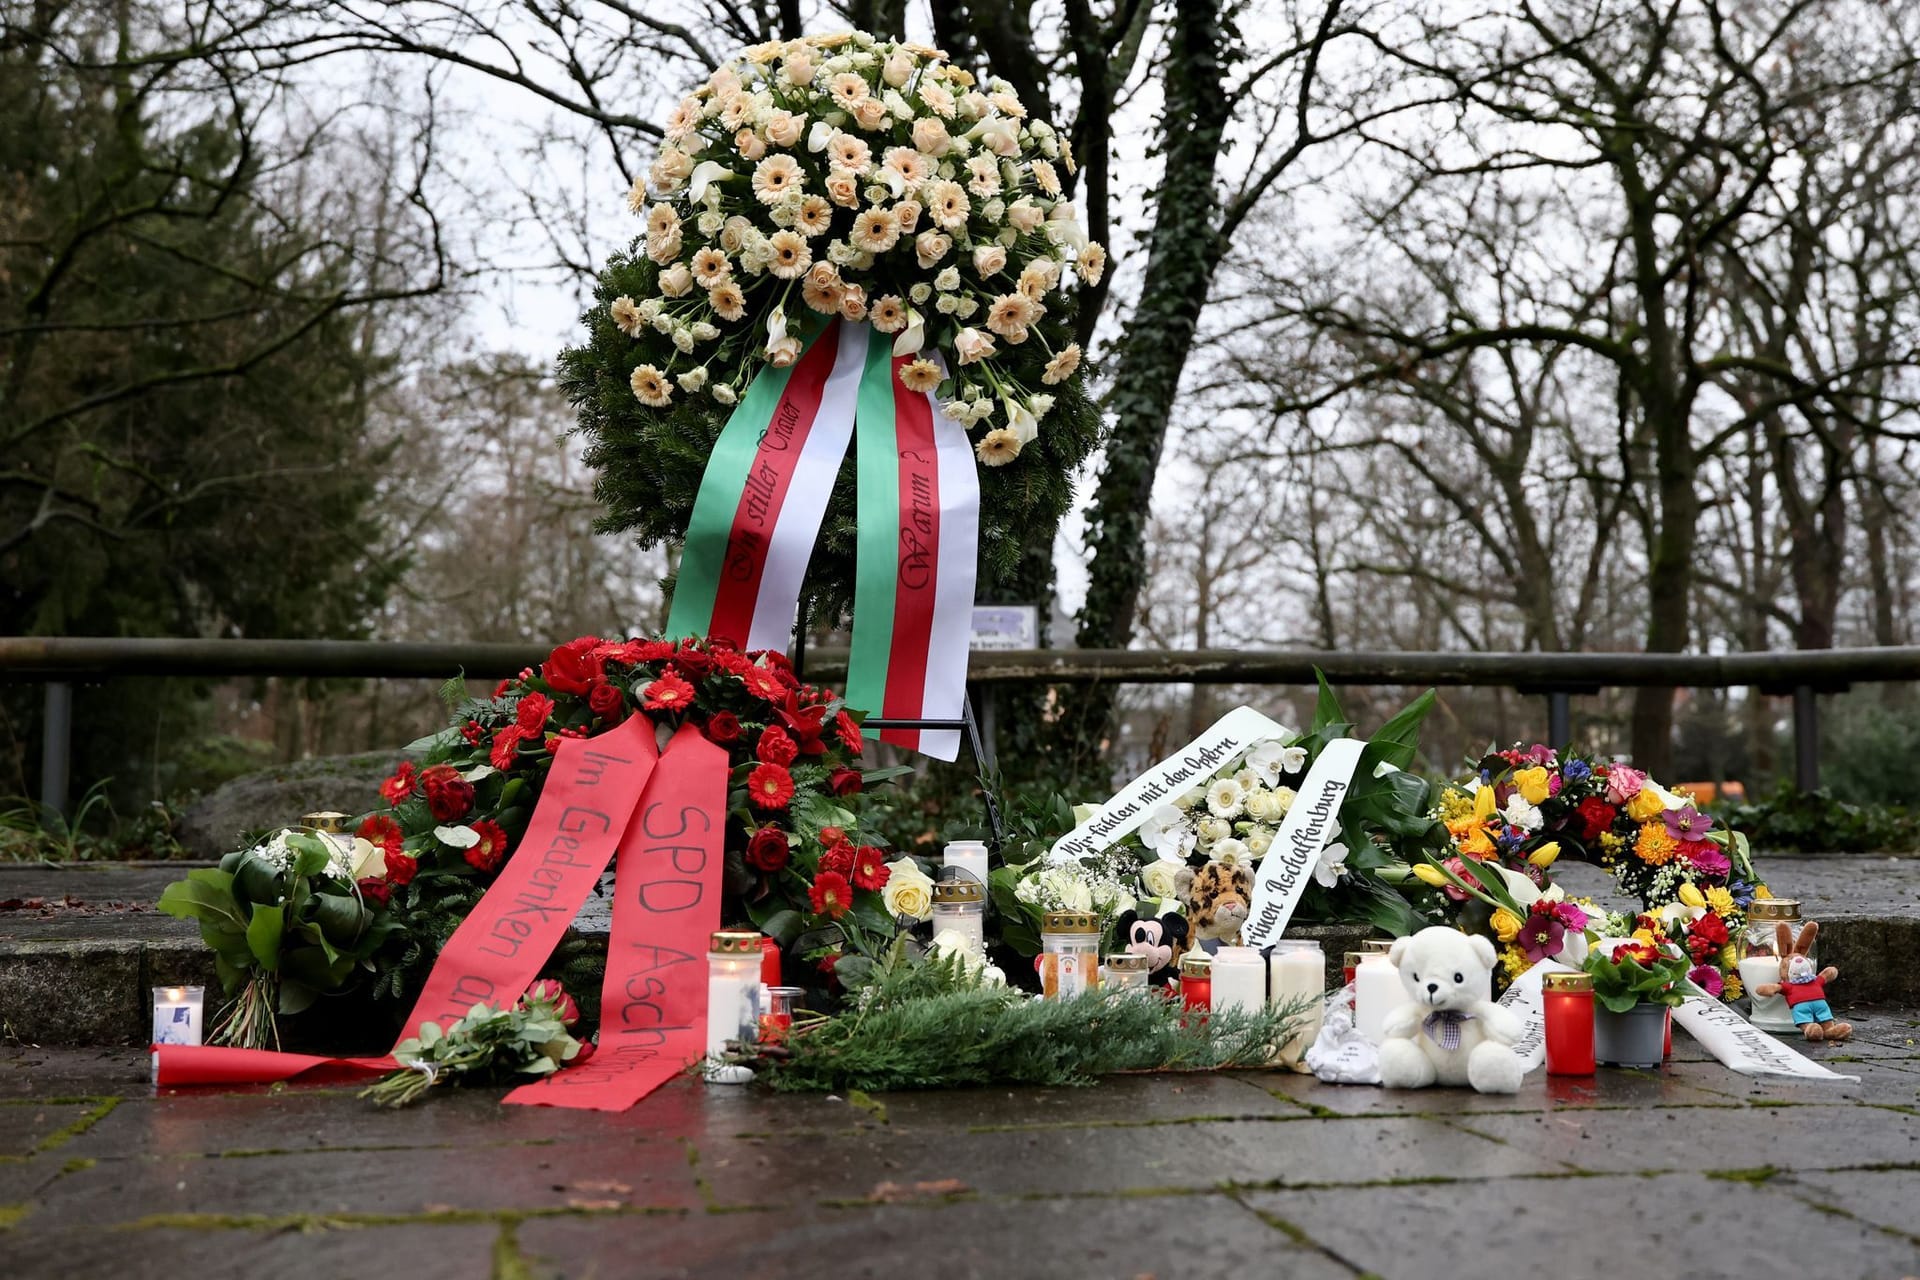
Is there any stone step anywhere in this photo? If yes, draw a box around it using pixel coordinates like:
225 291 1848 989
3 858 1916 1046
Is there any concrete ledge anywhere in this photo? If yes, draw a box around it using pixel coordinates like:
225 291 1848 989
4 860 1916 1047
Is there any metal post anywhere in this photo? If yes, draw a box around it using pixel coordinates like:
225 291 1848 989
40 681 72 822
1792 684 1820 792
974 684 998 773
1547 690 1571 749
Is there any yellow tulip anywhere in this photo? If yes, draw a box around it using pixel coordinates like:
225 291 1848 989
1513 767 1551 805
1626 789 1666 821
1411 863 1450 888
1676 882 1707 909
1472 784 1498 822
1753 883 1772 900
1527 842 1560 869
1490 908 1522 943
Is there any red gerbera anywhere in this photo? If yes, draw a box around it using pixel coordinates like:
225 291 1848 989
384 851 419 887
490 725 528 770
756 726 799 767
643 672 695 713
851 845 890 892
748 764 795 809
378 761 418 805
357 814 405 858
516 692 556 732
808 872 853 919
465 819 510 873
741 665 787 703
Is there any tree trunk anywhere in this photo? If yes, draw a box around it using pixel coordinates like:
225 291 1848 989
1072 0 1235 756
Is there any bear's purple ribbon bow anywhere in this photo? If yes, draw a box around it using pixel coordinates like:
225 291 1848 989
1422 1010 1473 1051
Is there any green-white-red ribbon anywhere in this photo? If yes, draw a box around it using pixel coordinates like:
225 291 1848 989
667 320 979 761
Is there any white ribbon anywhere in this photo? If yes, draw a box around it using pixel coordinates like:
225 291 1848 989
1671 996 1860 1082
1047 706 1294 863
1240 736 1365 948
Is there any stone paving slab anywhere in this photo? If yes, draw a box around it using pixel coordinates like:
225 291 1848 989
5 1036 1920 1279
1239 1171 1920 1279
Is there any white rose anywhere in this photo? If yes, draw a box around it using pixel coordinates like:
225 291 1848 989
1197 817 1231 844
882 857 934 919
1140 858 1184 900
1246 828 1273 858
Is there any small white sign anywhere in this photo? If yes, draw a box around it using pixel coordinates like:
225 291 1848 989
969 604 1038 651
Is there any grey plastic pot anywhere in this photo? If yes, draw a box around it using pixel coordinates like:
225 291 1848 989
1593 1001 1668 1068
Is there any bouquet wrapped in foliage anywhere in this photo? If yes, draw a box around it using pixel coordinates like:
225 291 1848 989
158 827 401 1049
995 680 1443 954
164 635 906 1048
562 31 1104 611
362 980 588 1108
1416 745 1759 995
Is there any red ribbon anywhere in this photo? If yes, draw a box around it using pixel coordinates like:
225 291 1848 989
154 714 728 1112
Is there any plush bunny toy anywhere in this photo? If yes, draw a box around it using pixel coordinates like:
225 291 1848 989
1752 921 1851 1042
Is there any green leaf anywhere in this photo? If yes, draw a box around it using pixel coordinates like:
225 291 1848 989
311 893 371 949
405 727 460 754
288 835 332 878
757 909 804 948
859 765 916 786
245 904 285 972
233 856 284 907
1360 688 1436 772
156 870 245 932
277 978 319 1016
1310 670 1352 738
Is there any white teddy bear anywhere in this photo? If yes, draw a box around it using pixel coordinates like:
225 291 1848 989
1377 927 1526 1095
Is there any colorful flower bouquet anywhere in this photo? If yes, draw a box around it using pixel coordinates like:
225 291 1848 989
1583 927 1694 1012
1416 745 1760 995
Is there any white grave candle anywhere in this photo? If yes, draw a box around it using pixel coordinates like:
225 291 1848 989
1268 940 1325 1066
1210 946 1266 1015
942 840 990 889
1354 954 1402 1045
152 985 204 1046
705 931 762 1083
1738 955 1797 1032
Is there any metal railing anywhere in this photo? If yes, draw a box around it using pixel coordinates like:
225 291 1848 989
5 635 1914 815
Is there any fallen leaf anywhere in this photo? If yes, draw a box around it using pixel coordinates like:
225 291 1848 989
570 1180 632 1195
866 1178 971 1204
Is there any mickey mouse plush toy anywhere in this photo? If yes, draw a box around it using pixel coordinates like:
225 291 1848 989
1113 908 1190 987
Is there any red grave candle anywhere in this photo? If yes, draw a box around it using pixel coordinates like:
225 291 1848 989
1179 953 1212 1013
1543 971 1596 1076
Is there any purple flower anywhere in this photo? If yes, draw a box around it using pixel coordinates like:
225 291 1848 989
1662 804 1714 842
1685 843 1731 877
1517 912 1567 963
1522 743 1557 765
1689 964 1724 998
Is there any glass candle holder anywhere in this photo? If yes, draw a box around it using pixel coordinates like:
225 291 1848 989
302 811 355 859
706 930 763 1072
931 880 986 958
1741 899 1808 1033
1039 911 1101 999
1104 953 1152 994
1361 938 1396 956
1179 952 1213 1012
1354 953 1401 1045
1342 950 1367 987
1543 971 1596 1076
941 840 990 889
152 985 204 1046
757 985 803 1046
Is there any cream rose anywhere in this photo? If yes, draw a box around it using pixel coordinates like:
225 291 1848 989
765 109 804 147
972 243 1007 276
1140 858 1183 901
882 857 934 919
952 325 994 364
912 116 951 156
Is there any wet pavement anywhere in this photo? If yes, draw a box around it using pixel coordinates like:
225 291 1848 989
2 1007 1917 1279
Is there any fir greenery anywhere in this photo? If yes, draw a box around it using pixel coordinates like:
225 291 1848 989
755 946 1312 1093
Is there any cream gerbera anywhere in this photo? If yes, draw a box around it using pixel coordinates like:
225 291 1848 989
850 208 901 253
709 282 746 322
974 427 1021 466
793 196 833 237
898 359 941 393
923 180 969 229
690 248 731 288
828 72 869 110
751 154 804 204
609 296 643 337
827 131 873 175
629 364 672 407
869 294 908 333
1042 343 1082 384
766 230 811 279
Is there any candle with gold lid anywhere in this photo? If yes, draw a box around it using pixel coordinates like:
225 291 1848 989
705 929 763 1082
1039 911 1101 999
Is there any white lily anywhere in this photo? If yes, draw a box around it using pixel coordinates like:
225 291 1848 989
1003 396 1038 445
891 307 925 356
688 160 732 204
807 120 834 151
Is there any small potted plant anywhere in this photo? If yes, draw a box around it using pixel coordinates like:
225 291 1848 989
1582 932 1691 1067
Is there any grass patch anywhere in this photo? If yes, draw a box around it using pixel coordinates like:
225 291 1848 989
0 1203 31 1231
1705 1166 1781 1184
